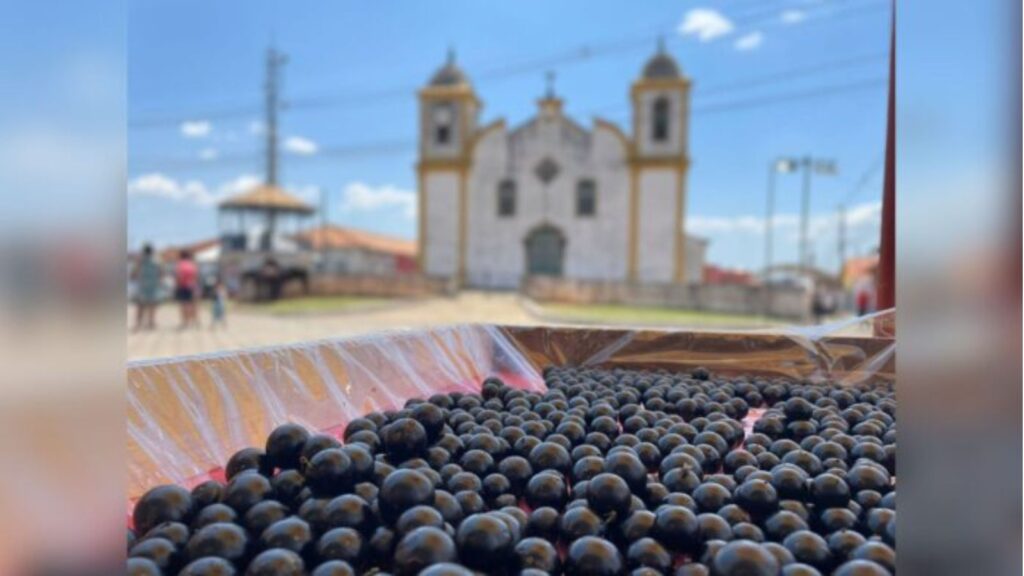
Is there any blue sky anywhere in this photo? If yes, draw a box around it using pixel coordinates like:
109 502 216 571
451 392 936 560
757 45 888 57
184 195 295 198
127 0 892 272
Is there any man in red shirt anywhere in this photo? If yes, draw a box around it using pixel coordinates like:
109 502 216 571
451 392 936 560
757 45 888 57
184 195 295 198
174 250 200 329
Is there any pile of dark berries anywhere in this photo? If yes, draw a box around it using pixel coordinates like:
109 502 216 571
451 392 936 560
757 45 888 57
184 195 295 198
128 365 896 575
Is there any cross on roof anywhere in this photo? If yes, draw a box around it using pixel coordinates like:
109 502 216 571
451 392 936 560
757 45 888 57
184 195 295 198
545 70 556 99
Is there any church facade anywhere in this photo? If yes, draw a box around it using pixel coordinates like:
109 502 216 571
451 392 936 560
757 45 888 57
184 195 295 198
417 45 705 289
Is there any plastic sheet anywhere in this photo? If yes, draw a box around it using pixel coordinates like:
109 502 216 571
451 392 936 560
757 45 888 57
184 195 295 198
126 311 894 501
501 310 895 385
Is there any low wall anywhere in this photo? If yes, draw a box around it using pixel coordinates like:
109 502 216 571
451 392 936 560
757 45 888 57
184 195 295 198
523 277 810 320
310 274 447 299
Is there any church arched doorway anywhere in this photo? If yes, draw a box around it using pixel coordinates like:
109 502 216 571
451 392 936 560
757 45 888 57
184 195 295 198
524 224 566 277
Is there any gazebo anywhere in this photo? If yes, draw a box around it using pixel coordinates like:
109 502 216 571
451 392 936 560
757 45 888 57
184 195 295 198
218 184 315 252
217 184 317 301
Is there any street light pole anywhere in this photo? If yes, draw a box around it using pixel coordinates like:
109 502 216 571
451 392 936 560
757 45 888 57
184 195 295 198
764 158 798 279
763 157 798 316
797 156 837 276
799 156 812 275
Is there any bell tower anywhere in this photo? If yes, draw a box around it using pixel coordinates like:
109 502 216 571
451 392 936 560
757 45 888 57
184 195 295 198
417 49 480 284
628 40 692 284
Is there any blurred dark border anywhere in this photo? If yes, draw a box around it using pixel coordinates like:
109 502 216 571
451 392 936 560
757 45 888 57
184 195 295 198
0 1 1021 573
898 0 1022 574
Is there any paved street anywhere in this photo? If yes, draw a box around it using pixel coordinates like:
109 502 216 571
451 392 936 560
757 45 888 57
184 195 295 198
127 291 852 362
127 291 539 361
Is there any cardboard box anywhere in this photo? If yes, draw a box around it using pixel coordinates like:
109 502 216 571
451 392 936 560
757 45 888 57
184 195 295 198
127 321 894 500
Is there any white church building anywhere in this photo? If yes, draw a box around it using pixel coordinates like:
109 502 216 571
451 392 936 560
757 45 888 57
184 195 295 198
417 44 706 289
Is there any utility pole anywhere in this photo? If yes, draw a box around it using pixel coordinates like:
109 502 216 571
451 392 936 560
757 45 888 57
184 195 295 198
797 156 837 276
763 157 798 316
764 164 777 281
264 47 287 187
764 158 798 279
262 47 287 251
799 156 812 275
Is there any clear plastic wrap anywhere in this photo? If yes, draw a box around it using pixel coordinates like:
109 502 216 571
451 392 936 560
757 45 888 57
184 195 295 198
500 311 895 385
127 311 894 501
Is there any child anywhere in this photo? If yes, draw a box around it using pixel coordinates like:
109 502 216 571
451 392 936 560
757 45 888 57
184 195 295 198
210 279 227 329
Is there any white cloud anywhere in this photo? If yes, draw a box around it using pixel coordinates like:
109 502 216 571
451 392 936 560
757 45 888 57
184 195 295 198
688 201 881 238
180 120 211 138
127 172 260 207
845 201 883 227
780 9 806 24
283 135 318 155
198 148 218 161
688 201 883 269
248 120 263 135
218 174 262 198
339 182 416 220
127 173 209 205
734 31 764 51
678 8 735 42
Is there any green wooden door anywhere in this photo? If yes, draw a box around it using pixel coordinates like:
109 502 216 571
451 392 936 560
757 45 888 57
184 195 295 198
525 225 565 277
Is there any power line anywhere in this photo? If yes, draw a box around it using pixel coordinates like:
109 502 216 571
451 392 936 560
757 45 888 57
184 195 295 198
733 0 889 28
130 30 670 126
580 50 887 117
131 139 415 169
131 76 887 169
128 30 667 128
841 153 885 205
128 0 886 129
595 75 887 121
697 52 886 95
692 76 886 115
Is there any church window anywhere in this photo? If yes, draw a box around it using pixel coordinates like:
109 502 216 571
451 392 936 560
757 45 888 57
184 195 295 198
433 103 454 145
498 179 516 217
436 125 450 145
576 179 596 217
534 157 560 185
652 96 671 142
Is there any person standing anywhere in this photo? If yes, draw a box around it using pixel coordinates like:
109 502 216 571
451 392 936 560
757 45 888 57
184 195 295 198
131 243 162 331
811 288 828 325
210 278 227 329
174 249 200 329
854 273 876 317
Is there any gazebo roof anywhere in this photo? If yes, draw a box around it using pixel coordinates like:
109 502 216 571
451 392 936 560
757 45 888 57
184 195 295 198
218 184 315 214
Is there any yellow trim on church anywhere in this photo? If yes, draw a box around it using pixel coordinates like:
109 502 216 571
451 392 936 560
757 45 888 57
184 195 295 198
626 74 692 284
419 49 693 287
417 83 480 285
629 76 692 99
